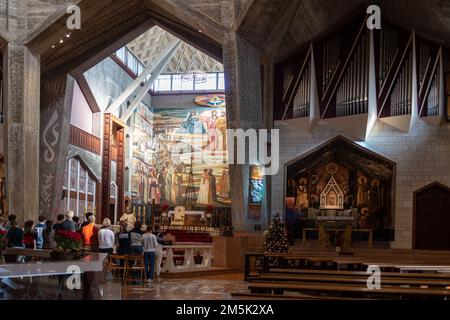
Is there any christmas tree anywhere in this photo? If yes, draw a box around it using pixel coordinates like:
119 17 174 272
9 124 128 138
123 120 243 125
264 213 290 253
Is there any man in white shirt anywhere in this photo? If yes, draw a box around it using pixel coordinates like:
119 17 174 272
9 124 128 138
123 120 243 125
98 218 115 255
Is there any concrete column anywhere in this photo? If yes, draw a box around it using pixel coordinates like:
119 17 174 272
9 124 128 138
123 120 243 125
3 43 40 224
223 32 268 233
39 71 75 220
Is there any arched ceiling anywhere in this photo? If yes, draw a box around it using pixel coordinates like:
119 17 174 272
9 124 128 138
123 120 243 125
127 25 223 74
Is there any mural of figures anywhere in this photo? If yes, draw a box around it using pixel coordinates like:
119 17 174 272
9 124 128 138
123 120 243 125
130 101 230 208
356 175 368 207
287 179 297 197
369 179 381 210
295 178 309 211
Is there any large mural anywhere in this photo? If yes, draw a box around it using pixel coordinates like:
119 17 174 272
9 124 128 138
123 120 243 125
130 98 230 208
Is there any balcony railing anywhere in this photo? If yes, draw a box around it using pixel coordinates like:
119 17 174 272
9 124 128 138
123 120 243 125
70 125 101 155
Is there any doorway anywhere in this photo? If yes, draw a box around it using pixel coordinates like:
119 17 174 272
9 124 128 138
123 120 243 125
414 182 450 250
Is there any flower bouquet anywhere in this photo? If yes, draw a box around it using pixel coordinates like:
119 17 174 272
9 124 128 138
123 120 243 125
52 230 84 260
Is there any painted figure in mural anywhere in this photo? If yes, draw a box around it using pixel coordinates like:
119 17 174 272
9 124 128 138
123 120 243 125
216 111 227 151
356 175 368 207
149 170 161 204
295 178 309 211
368 179 381 210
218 169 230 198
204 111 219 156
165 166 173 203
198 169 211 205
181 111 205 134
310 174 320 208
286 178 297 197
170 167 181 204
158 168 166 202
208 169 217 203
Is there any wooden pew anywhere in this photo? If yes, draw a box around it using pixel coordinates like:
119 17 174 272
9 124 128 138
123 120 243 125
256 273 450 288
268 268 450 279
247 282 450 299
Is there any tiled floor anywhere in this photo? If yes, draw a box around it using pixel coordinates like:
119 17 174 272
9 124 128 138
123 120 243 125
122 273 247 300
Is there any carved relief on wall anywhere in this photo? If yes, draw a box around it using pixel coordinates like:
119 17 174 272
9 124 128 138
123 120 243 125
42 110 60 164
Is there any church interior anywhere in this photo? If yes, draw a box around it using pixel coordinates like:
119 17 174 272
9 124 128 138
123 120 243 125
1 0 450 302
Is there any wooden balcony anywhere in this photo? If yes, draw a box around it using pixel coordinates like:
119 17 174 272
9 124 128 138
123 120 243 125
70 125 101 155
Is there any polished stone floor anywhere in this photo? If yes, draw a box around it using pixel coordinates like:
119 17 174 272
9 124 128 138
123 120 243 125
122 273 247 300
0 273 247 300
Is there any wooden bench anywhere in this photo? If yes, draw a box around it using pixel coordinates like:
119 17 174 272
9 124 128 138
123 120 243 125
256 273 450 288
268 268 450 279
247 282 450 299
303 228 373 247
4 248 52 262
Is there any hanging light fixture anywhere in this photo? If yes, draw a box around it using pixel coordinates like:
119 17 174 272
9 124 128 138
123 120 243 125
181 70 208 84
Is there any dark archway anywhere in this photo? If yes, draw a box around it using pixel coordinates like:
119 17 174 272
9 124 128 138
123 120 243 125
414 182 450 250
284 135 395 243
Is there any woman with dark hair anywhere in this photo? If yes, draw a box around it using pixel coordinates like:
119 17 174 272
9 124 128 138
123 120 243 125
116 221 130 255
43 220 56 249
129 221 144 255
23 220 35 249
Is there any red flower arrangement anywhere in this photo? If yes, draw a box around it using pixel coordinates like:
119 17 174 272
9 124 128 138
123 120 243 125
161 203 169 212
54 230 82 251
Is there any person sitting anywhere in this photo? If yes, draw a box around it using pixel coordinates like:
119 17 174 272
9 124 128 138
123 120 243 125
43 220 56 249
129 221 144 255
23 220 35 249
53 214 65 232
98 218 115 255
34 215 46 249
81 215 99 252
7 221 23 248
116 221 131 256
61 210 76 232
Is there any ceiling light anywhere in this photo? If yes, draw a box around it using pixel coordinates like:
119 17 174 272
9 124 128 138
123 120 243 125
51 45 56 49
66 33 71 38
59 39 64 44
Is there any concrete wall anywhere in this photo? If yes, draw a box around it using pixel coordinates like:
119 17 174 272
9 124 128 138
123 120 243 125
70 80 93 134
272 119 450 249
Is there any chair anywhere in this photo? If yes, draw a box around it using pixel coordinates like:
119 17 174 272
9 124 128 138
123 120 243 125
109 254 127 284
124 255 145 285
171 206 185 226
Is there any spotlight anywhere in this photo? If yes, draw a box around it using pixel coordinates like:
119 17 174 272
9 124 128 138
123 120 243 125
51 45 56 49
66 33 71 38
59 39 64 44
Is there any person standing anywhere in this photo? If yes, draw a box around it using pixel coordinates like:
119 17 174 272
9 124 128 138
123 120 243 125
98 218 115 255
7 221 23 248
61 210 76 232
80 212 94 230
0 217 5 231
116 221 130 256
23 220 35 249
81 215 99 252
73 216 81 232
153 224 164 280
53 214 65 232
5 215 17 231
35 216 46 249
43 220 57 249
129 221 144 255
142 225 157 282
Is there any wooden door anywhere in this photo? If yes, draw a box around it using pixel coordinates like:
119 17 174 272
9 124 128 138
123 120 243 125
414 183 450 250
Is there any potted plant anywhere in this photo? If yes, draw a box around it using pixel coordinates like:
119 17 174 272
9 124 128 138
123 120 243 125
52 230 84 260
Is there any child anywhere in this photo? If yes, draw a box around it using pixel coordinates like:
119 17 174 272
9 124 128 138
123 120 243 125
142 225 158 283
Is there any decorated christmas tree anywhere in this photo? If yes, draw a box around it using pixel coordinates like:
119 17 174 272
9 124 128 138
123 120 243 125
264 213 290 253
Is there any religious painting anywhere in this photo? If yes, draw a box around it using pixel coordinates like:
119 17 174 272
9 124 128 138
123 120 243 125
249 165 264 205
130 103 230 208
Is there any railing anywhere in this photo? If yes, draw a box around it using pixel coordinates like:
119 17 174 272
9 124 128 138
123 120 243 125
70 125 101 155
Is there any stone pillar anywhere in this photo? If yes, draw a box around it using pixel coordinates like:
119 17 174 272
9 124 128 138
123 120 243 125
39 71 75 220
3 44 40 224
223 32 268 232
